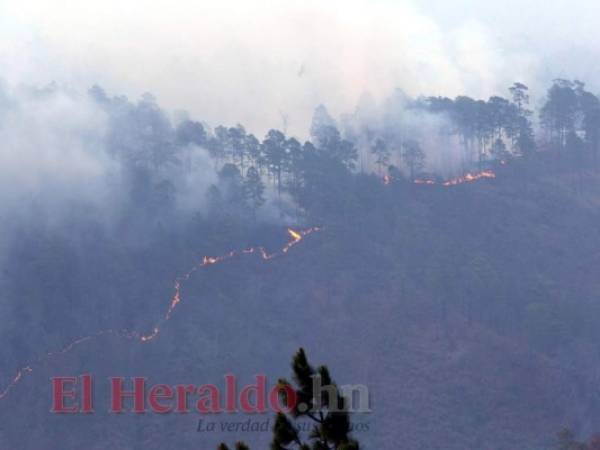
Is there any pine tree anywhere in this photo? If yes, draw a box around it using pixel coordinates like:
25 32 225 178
218 443 249 450
219 349 360 450
370 138 390 175
540 79 579 152
310 104 338 147
490 138 510 162
175 119 207 146
243 166 265 221
218 163 246 216
245 134 263 172
509 82 530 116
263 129 288 197
229 125 248 175
402 139 425 181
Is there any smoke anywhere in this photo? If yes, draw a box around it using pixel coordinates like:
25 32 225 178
171 144 218 213
0 0 558 139
0 83 115 223
341 90 467 176
393 109 465 176
0 79 299 249
0 0 597 217
0 83 109 275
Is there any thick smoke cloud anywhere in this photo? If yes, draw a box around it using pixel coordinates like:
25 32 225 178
0 0 597 219
342 91 467 176
0 84 115 222
0 0 574 139
0 80 295 258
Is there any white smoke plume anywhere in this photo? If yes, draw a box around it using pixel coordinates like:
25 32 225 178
1 0 575 139
0 83 115 223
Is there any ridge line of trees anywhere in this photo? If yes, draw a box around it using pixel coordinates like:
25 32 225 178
86 78 600 223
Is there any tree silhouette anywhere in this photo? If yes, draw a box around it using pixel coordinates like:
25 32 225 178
370 138 390 175
218 349 360 450
402 139 425 181
263 129 288 197
175 119 206 147
243 166 265 221
540 79 579 152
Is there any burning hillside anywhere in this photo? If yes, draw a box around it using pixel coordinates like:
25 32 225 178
387 169 497 187
0 227 320 400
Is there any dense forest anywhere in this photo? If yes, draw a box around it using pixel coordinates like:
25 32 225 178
2 77 600 449
78 78 600 225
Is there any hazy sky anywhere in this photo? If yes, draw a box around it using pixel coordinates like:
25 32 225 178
1 0 599 137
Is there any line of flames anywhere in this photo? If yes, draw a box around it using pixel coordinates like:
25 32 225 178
395 169 496 186
439 170 496 186
0 227 320 401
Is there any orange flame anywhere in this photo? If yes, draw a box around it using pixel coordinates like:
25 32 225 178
385 169 496 187
441 170 496 186
414 179 436 185
288 228 302 241
0 227 321 400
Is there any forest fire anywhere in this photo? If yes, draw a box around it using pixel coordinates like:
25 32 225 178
414 178 436 185
389 169 497 187
441 170 496 186
0 227 320 401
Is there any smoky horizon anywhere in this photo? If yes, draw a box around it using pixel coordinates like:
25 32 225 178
2 2 600 450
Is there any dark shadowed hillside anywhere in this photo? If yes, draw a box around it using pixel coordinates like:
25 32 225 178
3 167 600 450
2 80 600 450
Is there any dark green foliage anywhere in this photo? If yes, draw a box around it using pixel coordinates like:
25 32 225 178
370 138 390 175
218 442 250 450
220 350 360 450
317 128 358 171
176 119 207 146
228 125 248 173
263 129 288 196
273 349 359 450
402 139 425 180
414 82 538 167
272 412 300 447
540 80 580 151
244 166 266 220
490 138 510 161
